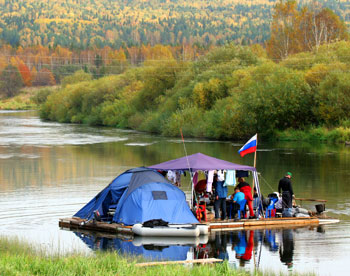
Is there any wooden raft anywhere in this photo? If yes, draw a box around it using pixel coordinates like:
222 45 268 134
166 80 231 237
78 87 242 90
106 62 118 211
207 216 319 231
59 216 320 235
59 217 133 234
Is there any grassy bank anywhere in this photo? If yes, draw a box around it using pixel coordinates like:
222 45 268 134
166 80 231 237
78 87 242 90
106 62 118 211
275 126 350 143
0 86 57 110
0 236 250 276
0 236 315 276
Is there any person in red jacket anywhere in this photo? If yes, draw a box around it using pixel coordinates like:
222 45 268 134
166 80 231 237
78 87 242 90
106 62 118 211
237 177 255 218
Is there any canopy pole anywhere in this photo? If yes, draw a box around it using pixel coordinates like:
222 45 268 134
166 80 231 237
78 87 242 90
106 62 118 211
180 129 194 209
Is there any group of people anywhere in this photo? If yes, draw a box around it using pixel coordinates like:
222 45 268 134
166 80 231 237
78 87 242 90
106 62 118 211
213 171 295 220
213 175 256 220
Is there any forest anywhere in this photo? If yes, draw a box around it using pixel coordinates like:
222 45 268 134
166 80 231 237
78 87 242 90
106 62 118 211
2 0 350 141
0 0 348 95
1 0 350 49
0 43 212 97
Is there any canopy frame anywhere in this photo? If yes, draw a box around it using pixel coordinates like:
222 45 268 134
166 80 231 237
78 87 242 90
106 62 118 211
148 153 262 216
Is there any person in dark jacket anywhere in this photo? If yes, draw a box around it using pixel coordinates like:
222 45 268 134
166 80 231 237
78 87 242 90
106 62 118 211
213 172 228 220
278 172 294 210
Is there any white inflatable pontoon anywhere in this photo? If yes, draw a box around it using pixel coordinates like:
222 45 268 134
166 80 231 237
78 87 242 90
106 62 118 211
132 223 202 237
168 224 209 235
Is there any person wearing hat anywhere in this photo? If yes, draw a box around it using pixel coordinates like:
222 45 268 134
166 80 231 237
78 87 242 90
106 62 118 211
278 172 294 211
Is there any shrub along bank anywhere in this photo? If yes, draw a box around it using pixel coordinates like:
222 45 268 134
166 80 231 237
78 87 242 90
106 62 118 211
40 42 350 142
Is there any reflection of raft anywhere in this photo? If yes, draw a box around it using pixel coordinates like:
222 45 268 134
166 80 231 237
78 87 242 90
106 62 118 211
132 223 200 237
59 216 339 235
131 224 209 237
132 235 209 246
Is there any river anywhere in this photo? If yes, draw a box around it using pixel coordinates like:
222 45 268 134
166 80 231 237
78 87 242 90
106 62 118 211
0 110 349 275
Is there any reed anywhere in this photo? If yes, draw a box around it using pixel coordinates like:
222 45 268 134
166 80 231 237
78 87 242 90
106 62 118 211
275 126 350 143
0 236 316 276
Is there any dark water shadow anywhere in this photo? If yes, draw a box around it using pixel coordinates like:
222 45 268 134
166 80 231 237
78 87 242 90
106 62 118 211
73 225 321 270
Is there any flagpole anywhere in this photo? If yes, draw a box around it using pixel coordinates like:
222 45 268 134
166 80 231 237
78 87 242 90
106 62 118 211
252 133 257 197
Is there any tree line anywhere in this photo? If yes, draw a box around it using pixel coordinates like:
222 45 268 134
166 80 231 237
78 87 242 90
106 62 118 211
1 1 348 98
39 40 350 141
0 0 349 49
0 43 210 97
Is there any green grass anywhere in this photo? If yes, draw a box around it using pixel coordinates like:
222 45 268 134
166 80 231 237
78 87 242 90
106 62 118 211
0 86 57 110
0 235 247 276
275 126 350 143
0 89 37 110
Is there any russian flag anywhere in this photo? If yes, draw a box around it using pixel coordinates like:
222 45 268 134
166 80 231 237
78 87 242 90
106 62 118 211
238 134 257 157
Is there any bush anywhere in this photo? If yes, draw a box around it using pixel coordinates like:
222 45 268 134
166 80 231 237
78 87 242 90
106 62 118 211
31 88 54 105
61 70 92 88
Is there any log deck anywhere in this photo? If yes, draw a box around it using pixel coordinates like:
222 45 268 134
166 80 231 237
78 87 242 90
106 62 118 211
59 216 324 235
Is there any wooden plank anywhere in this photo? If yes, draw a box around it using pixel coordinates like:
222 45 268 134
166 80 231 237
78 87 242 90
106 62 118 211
295 198 327 202
209 222 243 230
244 223 319 230
59 218 133 234
244 218 319 227
135 258 223 267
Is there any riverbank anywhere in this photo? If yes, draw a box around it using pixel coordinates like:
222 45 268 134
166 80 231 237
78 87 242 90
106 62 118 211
275 126 350 143
0 236 268 276
0 86 57 110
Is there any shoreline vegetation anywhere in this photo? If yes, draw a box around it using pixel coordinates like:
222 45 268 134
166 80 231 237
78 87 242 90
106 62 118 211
0 86 57 110
0 236 313 276
35 41 350 143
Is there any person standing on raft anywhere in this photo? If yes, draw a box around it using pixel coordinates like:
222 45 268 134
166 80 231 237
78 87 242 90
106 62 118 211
236 177 255 218
278 172 294 210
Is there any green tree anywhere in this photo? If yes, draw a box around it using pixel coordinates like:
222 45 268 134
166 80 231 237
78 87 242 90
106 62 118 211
0 64 24 97
61 70 92 88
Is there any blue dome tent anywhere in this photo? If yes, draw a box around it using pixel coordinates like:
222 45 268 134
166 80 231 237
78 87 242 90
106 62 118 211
74 167 198 225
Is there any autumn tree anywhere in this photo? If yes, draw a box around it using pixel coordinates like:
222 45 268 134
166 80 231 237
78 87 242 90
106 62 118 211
299 6 348 52
18 62 32 86
0 64 24 97
267 1 348 60
266 0 299 60
33 68 56 86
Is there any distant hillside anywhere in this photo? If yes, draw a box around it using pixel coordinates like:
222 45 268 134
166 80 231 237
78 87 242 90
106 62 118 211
0 0 349 49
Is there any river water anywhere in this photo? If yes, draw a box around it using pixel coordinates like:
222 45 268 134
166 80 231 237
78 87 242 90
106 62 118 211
0 110 349 275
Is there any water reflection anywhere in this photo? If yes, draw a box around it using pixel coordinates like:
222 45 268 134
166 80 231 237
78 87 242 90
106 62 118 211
74 232 192 261
74 227 314 271
279 229 294 268
1 111 350 275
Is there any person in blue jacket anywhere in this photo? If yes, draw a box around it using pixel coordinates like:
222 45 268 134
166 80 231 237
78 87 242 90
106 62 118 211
214 170 228 220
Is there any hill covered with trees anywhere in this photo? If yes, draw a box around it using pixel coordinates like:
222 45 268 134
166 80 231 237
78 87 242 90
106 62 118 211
39 41 350 141
1 0 350 49
1 0 349 100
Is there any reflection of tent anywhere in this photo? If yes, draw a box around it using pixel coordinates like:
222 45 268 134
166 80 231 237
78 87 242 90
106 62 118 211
117 239 190 261
74 167 198 225
148 153 262 208
75 232 190 261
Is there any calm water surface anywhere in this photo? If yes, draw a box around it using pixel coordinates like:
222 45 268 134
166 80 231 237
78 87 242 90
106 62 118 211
0 111 349 275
